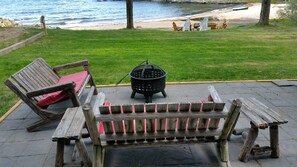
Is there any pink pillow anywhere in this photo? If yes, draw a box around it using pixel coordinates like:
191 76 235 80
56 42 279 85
37 71 88 107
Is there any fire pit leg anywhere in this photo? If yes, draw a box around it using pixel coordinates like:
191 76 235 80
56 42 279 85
162 90 167 97
131 91 136 98
144 95 153 103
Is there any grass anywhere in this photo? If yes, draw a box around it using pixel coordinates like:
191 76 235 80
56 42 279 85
0 21 297 116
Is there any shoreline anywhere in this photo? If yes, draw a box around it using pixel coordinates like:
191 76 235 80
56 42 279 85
63 3 286 30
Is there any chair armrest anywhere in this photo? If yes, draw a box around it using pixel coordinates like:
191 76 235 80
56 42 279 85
26 82 76 98
208 85 223 103
53 60 89 72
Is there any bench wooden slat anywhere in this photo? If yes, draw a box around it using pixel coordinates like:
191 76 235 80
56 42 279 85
241 98 276 124
97 111 229 122
66 107 85 139
208 85 225 129
20 68 44 89
30 62 55 86
102 130 222 143
36 58 60 82
249 98 288 124
33 60 57 84
52 107 78 140
240 104 268 129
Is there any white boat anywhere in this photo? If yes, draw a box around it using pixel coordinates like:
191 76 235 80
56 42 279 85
233 6 249 11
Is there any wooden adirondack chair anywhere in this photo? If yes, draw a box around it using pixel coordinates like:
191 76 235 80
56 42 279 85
4 58 97 132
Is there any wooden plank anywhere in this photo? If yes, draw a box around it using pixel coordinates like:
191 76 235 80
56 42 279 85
52 107 77 140
99 106 113 134
96 110 228 122
102 130 222 142
208 85 223 103
66 107 85 139
27 63 51 87
84 86 95 104
167 103 178 131
178 103 190 130
250 98 288 124
156 103 168 132
36 59 59 82
198 102 214 130
93 92 105 117
53 60 88 72
110 105 124 133
241 98 276 124
33 60 58 85
21 67 44 89
134 104 145 133
145 103 155 132
82 103 101 145
239 98 269 128
77 75 90 98
122 104 134 133
13 73 35 91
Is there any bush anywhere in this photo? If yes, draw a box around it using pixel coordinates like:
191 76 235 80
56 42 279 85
278 0 297 24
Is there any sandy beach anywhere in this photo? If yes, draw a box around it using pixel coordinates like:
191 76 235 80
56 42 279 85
65 3 286 30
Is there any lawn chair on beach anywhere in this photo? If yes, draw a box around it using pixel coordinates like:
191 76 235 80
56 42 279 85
172 22 183 31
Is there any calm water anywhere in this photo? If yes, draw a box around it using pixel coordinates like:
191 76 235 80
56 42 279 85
0 0 233 28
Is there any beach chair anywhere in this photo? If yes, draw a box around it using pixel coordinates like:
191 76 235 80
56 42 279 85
172 22 183 31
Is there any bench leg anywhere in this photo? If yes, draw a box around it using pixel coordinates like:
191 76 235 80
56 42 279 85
93 146 105 167
55 140 64 167
75 139 92 167
239 123 259 162
218 139 229 162
270 125 280 158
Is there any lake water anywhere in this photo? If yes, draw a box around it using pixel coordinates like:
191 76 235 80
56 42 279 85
0 0 233 28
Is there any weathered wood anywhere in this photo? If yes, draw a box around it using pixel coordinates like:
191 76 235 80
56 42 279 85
26 82 75 97
83 86 240 166
53 60 89 72
236 97 288 162
75 139 92 167
55 140 64 167
239 123 259 162
270 125 279 158
5 57 97 131
96 110 229 122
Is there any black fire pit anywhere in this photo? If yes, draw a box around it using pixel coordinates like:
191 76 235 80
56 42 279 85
129 60 167 103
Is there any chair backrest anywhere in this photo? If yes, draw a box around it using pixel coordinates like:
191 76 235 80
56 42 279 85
90 100 234 146
5 58 59 101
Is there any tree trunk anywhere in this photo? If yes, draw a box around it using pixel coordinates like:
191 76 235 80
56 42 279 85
258 0 271 25
126 0 134 29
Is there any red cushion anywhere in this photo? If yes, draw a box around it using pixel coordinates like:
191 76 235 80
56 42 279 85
37 71 88 107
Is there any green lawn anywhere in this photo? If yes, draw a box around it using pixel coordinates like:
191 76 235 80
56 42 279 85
1 21 297 116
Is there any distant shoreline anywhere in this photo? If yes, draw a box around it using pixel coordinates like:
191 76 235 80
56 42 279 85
63 3 286 30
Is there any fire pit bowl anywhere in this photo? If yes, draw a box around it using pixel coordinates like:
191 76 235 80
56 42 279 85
129 61 167 103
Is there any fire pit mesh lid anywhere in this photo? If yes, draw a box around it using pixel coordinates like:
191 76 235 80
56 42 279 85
129 61 167 79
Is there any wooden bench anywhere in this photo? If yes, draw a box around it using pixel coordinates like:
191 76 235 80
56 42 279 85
82 86 242 167
234 98 288 162
4 58 97 132
52 86 104 167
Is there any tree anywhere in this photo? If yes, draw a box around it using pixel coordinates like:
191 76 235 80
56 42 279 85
258 0 271 25
126 0 134 29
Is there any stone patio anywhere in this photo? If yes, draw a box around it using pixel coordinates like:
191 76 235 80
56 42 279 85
1 81 297 167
